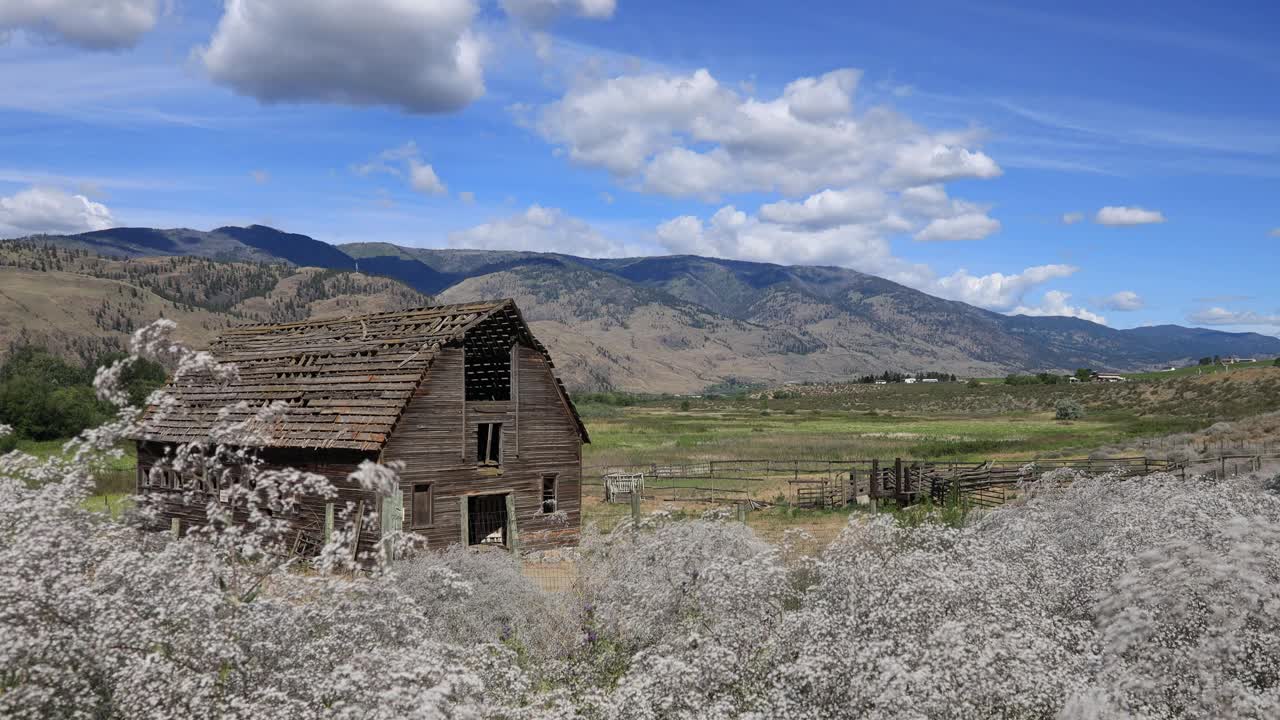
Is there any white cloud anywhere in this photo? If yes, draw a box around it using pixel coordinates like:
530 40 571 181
655 200 1071 312
501 0 615 26
1012 290 1107 325
1095 205 1166 226
1061 212 1084 225
758 188 887 229
536 67 1001 198
199 0 486 114
656 205 893 268
0 186 115 236
913 212 1001 242
355 142 448 196
933 265 1079 311
0 0 159 50
250 169 270 185
1189 307 1280 327
450 205 624 257
1098 290 1144 311
408 160 447 196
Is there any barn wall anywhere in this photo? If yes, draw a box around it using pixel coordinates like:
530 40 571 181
135 442 383 557
381 345 583 552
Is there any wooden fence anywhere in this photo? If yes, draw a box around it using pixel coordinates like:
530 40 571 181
586 456 1193 511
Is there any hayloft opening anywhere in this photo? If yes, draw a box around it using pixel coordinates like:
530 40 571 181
464 345 511 401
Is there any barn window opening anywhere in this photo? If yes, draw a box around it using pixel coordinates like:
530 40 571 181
477 423 502 465
465 345 511 401
411 483 434 528
541 474 558 513
468 494 508 546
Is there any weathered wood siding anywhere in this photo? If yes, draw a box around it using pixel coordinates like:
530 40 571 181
381 345 582 552
135 443 384 557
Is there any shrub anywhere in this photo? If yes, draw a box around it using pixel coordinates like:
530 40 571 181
4 321 1280 718
1055 398 1085 421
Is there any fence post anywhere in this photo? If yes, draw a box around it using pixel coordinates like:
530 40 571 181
950 468 961 506
870 459 880 512
630 485 641 529
894 458 904 502
736 500 747 524
170 517 180 539
323 502 334 545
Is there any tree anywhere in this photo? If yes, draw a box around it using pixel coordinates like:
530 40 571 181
1055 398 1084 421
1075 368 1094 381
0 347 111 440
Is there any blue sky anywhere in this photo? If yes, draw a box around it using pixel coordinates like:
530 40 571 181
0 0 1277 335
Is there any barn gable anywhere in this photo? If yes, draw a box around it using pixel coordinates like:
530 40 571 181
136 299 588 451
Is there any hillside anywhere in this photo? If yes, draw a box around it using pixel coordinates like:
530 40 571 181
9 225 1280 393
0 240 431 364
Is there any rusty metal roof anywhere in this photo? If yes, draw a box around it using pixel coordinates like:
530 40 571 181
136 299 588 451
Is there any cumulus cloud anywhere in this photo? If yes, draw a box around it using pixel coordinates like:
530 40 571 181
1012 290 1107 325
0 186 115 236
1098 290 1144 311
355 142 447 196
408 160 447 195
450 205 623 257
0 0 160 50
1095 205 1166 226
932 265 1079 311
1188 307 1280 327
535 67 1001 198
1061 212 1084 225
655 200 1071 312
656 205 893 268
758 188 887 230
501 0 615 26
913 212 1001 242
199 0 485 114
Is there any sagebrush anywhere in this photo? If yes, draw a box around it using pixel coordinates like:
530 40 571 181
2 323 1278 719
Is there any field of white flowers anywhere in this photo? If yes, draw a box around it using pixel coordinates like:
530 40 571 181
3 323 1279 719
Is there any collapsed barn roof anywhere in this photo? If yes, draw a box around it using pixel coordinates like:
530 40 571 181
136 299 588 451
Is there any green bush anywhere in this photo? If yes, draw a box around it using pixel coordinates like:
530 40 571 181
1055 398 1085 421
0 346 166 441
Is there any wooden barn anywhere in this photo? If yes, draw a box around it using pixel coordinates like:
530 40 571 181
133 299 589 555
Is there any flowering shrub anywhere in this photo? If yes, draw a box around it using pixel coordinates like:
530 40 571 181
2 322 1279 718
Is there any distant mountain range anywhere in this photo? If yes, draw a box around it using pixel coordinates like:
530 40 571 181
7 224 1279 393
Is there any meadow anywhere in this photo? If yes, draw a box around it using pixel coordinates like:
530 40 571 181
575 366 1280 468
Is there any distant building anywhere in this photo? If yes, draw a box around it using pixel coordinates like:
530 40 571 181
921 378 939 383
1092 373 1126 383
903 378 918 384
874 380 888 385
1224 357 1256 364
1068 376 1081 383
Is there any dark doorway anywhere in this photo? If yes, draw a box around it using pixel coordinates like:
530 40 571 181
468 494 508 546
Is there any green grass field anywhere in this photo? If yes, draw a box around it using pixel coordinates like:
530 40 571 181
580 405 1201 468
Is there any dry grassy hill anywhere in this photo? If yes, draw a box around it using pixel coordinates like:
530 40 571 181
0 241 431 363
